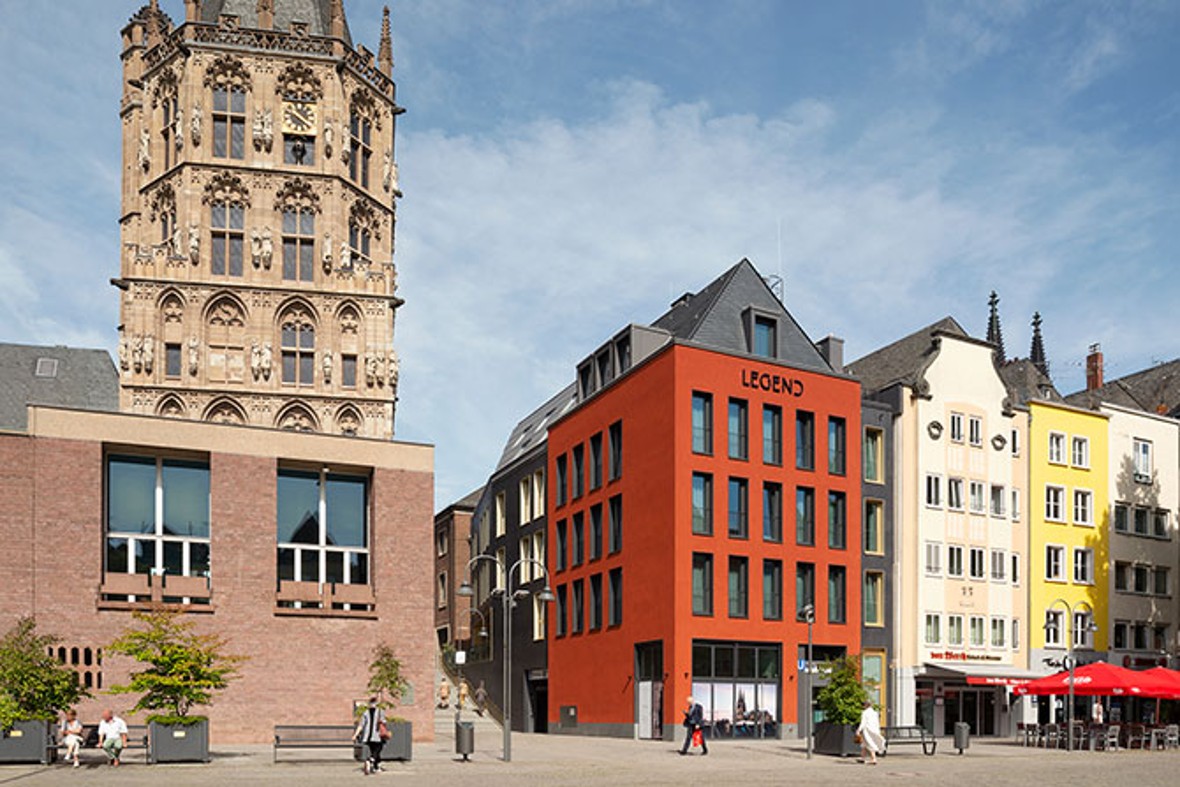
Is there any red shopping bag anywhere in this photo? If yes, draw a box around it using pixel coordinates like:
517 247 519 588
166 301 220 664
692 729 703 748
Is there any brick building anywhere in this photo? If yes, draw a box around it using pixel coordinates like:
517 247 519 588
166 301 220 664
435 488 480 647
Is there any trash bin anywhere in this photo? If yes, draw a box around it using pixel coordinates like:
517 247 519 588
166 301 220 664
953 722 970 754
455 721 475 761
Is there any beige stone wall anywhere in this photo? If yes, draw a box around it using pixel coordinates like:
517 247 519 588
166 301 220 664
115 10 403 439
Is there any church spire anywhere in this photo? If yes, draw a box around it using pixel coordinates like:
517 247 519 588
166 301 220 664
1030 312 1049 378
330 0 346 38
986 290 1006 363
378 6 393 76
145 0 162 47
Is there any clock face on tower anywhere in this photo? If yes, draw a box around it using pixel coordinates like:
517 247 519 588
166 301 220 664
281 100 318 135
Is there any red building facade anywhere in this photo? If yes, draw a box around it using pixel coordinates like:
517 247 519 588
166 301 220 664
544 261 861 740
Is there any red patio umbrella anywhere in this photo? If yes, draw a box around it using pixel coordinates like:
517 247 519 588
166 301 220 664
1012 661 1157 697
1141 667 1180 700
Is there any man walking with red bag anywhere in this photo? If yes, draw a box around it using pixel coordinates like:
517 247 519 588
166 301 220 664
679 696 708 756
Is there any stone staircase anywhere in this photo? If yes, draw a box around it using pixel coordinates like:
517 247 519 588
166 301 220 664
432 668 503 743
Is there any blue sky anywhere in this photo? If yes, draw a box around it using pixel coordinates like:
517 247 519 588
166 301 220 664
0 1 1177 507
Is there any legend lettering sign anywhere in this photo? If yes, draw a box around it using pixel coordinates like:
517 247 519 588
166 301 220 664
741 368 804 397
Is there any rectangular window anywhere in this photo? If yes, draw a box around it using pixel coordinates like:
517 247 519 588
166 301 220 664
827 565 846 623
608 568 623 626
1154 567 1170 596
210 202 244 277
925 541 942 575
763 559 782 620
692 553 713 616
494 492 506 536
762 482 782 543
589 433 603 491
796 411 815 470
969 616 985 647
827 491 846 549
348 112 372 188
795 487 815 546
863 571 883 626
1133 623 1149 650
589 504 603 561
947 478 964 511
692 392 713 455
728 556 749 618
763 405 782 466
753 315 776 357
1073 489 1093 525
925 474 942 508
572 513 585 566
1113 503 1129 532
947 545 964 578
1134 507 1149 535
990 549 1006 581
572 445 585 499
518 536 533 584
1011 553 1021 585
1071 436 1089 467
1073 612 1093 649
692 473 713 535
276 468 368 590
1011 428 1021 456
556 455 568 507
1045 485 1065 522
1134 564 1151 594
969 481 985 514
608 495 623 553
1045 545 1064 581
990 484 1006 517
341 354 357 388
950 412 964 443
283 134 316 166
533 470 545 515
211 86 246 160
164 343 182 378
1153 509 1169 538
1012 619 1021 651
728 398 749 460
532 594 546 641
608 421 623 481
863 427 883 482
1113 621 1128 649
969 547 985 580
947 615 963 646
1011 489 1021 521
968 416 982 447
519 478 533 524
1114 561 1128 591
828 416 846 475
1048 432 1066 464
925 613 941 645
796 562 815 616
589 574 603 631
571 579 584 634
1134 438 1153 477
281 207 316 282
555 585 567 637
863 500 883 555
728 477 749 538
556 519 567 571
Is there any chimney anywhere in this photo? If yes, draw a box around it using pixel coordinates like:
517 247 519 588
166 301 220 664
1086 343 1104 391
817 335 844 373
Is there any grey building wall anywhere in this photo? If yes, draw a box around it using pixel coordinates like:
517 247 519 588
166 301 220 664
862 395 897 724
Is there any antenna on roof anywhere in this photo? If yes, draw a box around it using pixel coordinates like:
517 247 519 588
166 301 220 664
763 274 784 302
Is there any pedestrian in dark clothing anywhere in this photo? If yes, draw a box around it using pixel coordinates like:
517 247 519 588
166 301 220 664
353 697 387 775
679 695 708 755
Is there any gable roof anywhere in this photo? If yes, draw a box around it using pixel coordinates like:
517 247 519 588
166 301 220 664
200 0 352 44
1065 359 1180 417
998 358 1062 407
493 383 578 475
0 343 119 432
650 258 832 373
845 316 968 394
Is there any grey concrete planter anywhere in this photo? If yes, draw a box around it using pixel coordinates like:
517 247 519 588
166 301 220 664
0 720 54 764
148 719 209 764
814 721 860 757
381 721 412 762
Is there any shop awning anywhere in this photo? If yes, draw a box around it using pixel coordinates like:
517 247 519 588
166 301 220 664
1012 661 1176 697
922 663 1041 687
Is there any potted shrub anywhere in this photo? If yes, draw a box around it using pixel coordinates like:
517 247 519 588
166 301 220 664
362 644 412 762
0 617 89 764
107 610 244 764
813 654 870 757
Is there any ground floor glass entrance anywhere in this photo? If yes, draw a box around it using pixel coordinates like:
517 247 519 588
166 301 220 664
691 640 780 739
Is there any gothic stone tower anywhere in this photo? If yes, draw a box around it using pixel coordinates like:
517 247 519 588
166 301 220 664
116 0 403 438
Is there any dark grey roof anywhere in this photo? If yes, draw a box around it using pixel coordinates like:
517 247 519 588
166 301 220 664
200 0 352 44
0 343 119 432
650 258 832 373
493 384 578 475
1065 359 1180 417
436 486 485 520
998 358 1062 408
846 317 968 394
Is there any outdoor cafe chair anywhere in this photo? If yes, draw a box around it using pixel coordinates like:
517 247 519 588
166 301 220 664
1166 725 1179 750
1097 724 1120 752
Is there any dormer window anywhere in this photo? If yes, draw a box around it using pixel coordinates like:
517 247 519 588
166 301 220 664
743 308 778 358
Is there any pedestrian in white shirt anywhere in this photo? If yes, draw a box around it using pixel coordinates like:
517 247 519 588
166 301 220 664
857 700 884 765
59 709 84 767
97 709 128 767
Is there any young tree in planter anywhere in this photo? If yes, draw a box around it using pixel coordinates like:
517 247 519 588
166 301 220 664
0 616 89 731
107 610 244 724
816 654 870 726
366 644 409 713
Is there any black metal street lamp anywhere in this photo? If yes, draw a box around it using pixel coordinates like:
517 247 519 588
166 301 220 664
797 602 815 760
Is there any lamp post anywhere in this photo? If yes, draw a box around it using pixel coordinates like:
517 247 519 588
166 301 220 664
455 607 487 724
797 602 815 760
457 554 555 763
1044 598 1097 752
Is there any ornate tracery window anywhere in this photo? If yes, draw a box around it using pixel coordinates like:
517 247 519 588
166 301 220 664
279 304 316 387
204 56 250 160
347 200 380 269
348 91 379 189
204 175 249 277
275 179 319 282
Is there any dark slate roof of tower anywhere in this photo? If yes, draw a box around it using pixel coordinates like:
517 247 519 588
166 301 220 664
998 358 1062 407
845 316 968 394
0 343 119 432
493 383 578 474
200 0 352 45
1064 358 1180 417
650 258 832 373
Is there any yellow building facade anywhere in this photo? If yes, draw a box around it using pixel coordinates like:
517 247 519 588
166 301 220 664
1028 400 1109 669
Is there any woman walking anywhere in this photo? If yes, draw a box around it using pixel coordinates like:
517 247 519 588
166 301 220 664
857 699 884 765
353 697 388 775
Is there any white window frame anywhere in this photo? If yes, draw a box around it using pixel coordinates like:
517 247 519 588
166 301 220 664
968 416 983 447
990 548 1006 582
925 613 941 645
1071 436 1090 468
1045 609 1063 647
1011 428 1020 457
947 477 964 511
1048 431 1066 464
1011 488 1021 521
947 545 964 578
1133 438 1153 477
494 492 506 537
968 547 986 580
1073 547 1094 585
990 616 1006 648
519 477 532 524
947 614 964 646
990 484 1006 517
1011 553 1021 586
949 412 964 443
969 615 986 647
1073 488 1094 526
925 474 942 508
1073 611 1094 649
968 481 985 514
1045 544 1065 582
925 541 942 576
1012 618 1021 651
532 593 546 641
1045 485 1065 522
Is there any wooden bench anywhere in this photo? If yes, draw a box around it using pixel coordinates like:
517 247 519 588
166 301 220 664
55 724 149 762
273 725 357 763
882 725 936 756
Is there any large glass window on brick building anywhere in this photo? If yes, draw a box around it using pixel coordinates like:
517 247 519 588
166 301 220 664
106 454 211 581
691 641 780 739
277 468 369 590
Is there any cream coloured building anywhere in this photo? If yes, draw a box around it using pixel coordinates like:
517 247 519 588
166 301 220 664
115 0 403 438
849 319 1031 737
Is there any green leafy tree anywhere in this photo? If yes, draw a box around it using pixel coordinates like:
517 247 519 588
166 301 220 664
366 644 408 713
0 617 89 730
815 654 870 726
106 610 245 725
